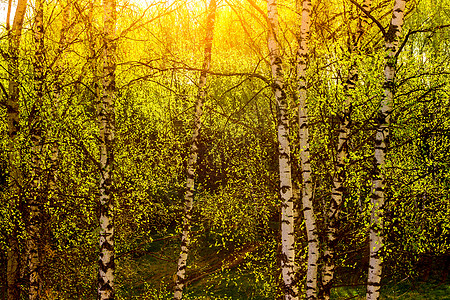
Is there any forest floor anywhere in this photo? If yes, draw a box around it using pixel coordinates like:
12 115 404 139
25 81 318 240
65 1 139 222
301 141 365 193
332 280 450 300
116 234 450 299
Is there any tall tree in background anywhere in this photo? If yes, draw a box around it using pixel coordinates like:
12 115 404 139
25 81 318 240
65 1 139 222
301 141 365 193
173 0 217 299
321 1 372 299
88 0 101 103
267 0 298 299
5 1 28 299
98 0 117 298
297 0 319 298
48 0 72 202
367 0 406 299
28 0 45 298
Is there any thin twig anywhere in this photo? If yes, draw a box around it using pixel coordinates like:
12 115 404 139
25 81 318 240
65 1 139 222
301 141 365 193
348 0 386 37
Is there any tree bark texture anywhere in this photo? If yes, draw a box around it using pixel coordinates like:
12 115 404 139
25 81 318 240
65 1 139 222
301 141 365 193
173 1 216 299
297 0 319 299
321 1 372 299
267 1 298 299
98 0 116 299
6 1 28 300
28 0 45 299
367 1 406 299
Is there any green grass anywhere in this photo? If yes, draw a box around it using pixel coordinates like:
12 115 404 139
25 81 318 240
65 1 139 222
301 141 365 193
382 280 450 300
332 280 450 300
115 234 449 299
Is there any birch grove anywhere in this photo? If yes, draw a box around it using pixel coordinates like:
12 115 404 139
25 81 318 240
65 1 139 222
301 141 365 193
0 0 448 298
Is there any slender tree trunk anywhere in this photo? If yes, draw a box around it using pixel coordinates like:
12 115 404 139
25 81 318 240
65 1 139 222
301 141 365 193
320 1 372 299
6 0 12 30
28 1 45 299
173 1 216 299
87 0 100 97
48 0 71 199
357 0 372 42
53 1 71 101
6 1 28 299
367 1 406 299
267 1 298 299
6 236 20 300
98 0 116 299
297 0 319 299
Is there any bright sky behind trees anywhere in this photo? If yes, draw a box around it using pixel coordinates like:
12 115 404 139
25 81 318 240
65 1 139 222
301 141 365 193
0 1 15 24
0 0 200 25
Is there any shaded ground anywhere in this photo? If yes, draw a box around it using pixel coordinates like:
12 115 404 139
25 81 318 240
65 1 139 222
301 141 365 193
115 235 449 299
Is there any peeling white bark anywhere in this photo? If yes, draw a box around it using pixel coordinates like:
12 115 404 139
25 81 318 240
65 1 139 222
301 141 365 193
367 1 406 299
267 0 298 299
174 1 216 299
297 0 319 299
321 1 372 299
98 0 116 299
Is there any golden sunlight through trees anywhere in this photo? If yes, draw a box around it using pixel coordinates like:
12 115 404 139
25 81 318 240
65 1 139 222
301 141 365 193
0 0 449 299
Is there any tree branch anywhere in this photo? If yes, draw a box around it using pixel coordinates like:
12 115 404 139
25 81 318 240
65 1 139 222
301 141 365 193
119 63 272 88
348 0 386 37
395 24 450 59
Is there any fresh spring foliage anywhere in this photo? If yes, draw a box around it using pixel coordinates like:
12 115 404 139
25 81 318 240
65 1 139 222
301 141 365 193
0 0 449 299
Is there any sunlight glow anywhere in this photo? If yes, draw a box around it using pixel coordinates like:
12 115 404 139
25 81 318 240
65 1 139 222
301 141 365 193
0 0 202 26
0 2 16 26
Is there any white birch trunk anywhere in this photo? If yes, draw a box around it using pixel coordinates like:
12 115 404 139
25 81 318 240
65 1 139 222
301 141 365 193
28 1 45 299
173 1 216 299
321 1 372 299
267 1 298 299
297 0 319 299
367 1 406 299
98 0 116 299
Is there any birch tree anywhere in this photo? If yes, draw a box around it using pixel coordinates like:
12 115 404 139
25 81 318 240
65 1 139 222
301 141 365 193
98 0 116 298
266 0 298 299
28 0 45 298
321 1 372 299
367 0 406 299
173 0 217 299
5 1 28 299
297 0 319 298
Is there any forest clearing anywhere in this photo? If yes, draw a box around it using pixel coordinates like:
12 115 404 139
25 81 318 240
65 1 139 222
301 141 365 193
0 0 449 299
